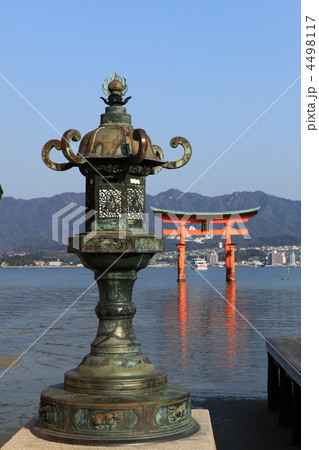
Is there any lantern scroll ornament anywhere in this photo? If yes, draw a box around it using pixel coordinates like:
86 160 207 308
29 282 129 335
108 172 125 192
41 74 191 175
32 74 198 445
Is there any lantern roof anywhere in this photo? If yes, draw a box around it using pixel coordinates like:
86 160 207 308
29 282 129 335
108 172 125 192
42 74 192 175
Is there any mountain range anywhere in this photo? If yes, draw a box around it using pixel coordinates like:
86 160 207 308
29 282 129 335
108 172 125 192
0 189 300 252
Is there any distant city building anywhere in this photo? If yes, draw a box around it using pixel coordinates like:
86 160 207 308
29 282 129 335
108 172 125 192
288 252 296 265
48 260 63 267
208 251 219 265
34 260 45 266
267 251 284 266
218 242 223 249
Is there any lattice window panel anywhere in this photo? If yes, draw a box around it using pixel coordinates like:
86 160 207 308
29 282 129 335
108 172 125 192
127 188 144 219
98 189 122 218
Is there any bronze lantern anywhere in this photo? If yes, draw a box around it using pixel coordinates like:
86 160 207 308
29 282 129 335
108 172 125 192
32 73 198 444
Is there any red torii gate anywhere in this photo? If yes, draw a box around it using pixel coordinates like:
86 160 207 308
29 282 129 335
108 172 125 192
151 206 260 282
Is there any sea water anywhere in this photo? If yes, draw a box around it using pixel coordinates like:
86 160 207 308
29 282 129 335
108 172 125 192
0 266 300 443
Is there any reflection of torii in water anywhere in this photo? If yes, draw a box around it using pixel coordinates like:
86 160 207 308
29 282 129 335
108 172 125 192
152 206 260 282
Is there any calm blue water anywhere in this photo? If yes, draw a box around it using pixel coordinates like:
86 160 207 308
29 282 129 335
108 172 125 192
0 266 300 442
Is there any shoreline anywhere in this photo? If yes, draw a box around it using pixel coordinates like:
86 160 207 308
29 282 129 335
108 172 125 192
0 265 84 269
0 264 301 269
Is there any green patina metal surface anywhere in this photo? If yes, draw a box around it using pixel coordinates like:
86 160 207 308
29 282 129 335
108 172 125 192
32 74 199 444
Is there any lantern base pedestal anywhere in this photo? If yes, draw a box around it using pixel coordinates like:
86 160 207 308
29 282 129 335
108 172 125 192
4 409 216 450
31 383 199 445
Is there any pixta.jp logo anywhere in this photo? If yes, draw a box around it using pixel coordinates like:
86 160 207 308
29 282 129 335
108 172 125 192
52 203 96 249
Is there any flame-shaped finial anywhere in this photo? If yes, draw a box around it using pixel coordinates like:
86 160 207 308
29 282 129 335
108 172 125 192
100 73 131 106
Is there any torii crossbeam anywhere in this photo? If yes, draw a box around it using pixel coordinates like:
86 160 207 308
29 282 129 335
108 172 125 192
152 206 260 282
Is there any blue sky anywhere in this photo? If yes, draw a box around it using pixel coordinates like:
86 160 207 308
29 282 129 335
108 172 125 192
0 0 300 200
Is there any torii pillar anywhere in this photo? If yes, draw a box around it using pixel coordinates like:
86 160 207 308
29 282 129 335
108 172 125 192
225 241 236 282
225 224 236 282
177 224 186 281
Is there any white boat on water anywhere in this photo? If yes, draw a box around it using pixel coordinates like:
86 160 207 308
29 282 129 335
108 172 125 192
191 258 208 270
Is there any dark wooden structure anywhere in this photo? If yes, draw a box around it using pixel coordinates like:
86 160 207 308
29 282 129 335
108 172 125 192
266 337 301 446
